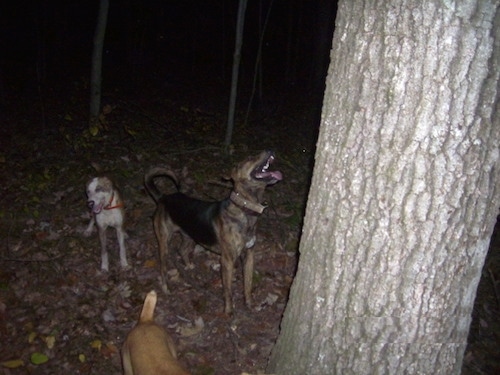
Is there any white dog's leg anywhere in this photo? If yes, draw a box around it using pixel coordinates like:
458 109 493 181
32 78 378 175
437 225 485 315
98 227 109 271
84 217 95 237
117 226 128 268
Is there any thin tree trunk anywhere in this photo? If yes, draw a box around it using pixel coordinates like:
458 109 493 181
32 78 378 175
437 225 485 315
224 0 248 150
268 1 500 374
244 0 274 127
89 0 110 128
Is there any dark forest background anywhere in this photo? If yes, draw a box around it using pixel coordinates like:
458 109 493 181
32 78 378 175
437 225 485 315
1 0 337 124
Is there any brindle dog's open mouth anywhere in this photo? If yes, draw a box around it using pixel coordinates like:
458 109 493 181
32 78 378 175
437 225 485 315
252 151 283 184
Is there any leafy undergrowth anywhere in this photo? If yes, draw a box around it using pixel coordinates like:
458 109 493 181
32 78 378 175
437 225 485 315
0 87 498 374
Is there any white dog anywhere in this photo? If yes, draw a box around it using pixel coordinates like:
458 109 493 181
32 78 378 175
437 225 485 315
84 176 128 271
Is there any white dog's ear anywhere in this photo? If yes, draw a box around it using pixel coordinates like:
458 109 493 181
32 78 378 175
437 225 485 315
98 177 114 193
90 162 102 172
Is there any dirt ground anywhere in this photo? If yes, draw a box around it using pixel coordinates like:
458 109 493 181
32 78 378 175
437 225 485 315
0 84 499 374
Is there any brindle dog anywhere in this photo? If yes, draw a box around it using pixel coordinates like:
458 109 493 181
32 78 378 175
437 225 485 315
144 150 282 314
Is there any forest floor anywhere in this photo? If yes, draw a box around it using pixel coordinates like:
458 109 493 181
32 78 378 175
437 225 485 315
0 81 499 375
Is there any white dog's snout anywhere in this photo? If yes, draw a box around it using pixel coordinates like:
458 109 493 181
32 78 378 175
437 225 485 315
88 200 103 214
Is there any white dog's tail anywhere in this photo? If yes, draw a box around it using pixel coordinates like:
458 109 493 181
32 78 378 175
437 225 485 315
139 290 158 323
144 166 180 203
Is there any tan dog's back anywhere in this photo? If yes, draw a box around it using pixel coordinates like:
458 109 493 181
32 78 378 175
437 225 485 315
122 291 190 375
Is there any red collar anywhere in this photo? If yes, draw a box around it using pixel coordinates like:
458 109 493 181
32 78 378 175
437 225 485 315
104 192 124 210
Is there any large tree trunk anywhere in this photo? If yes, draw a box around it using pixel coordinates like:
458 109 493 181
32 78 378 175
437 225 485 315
268 1 500 374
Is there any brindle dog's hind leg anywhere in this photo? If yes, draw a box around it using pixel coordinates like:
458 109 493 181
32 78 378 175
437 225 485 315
178 234 195 270
154 210 171 294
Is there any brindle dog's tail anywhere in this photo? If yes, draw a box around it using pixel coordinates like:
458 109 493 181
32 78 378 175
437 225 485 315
144 166 180 203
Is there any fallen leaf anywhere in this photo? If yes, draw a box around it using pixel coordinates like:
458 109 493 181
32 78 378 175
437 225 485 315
44 335 56 349
78 354 86 363
178 317 204 337
124 125 138 137
102 104 113 115
102 308 116 322
167 268 180 282
89 124 99 136
1 359 24 368
28 331 37 343
101 342 119 359
264 293 278 306
34 231 49 241
30 352 49 365
91 339 102 351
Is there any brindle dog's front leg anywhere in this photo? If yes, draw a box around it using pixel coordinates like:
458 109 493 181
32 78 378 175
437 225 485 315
243 247 254 308
220 246 235 315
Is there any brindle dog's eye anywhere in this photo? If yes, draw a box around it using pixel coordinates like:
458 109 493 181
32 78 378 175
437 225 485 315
95 187 103 192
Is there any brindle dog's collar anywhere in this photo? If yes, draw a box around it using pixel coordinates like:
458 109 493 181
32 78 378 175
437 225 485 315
230 191 266 214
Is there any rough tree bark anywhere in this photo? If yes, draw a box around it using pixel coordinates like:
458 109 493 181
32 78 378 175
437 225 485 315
268 1 499 374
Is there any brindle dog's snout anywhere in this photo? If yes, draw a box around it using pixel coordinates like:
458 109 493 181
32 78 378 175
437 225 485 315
87 201 95 210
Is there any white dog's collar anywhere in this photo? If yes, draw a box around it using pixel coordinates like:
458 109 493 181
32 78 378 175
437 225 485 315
104 192 124 210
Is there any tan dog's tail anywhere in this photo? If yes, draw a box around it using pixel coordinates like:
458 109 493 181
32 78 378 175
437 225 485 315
139 290 158 323
144 166 180 203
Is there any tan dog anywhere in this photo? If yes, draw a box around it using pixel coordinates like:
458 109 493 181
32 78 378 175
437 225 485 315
122 290 190 375
84 176 127 271
144 150 282 314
